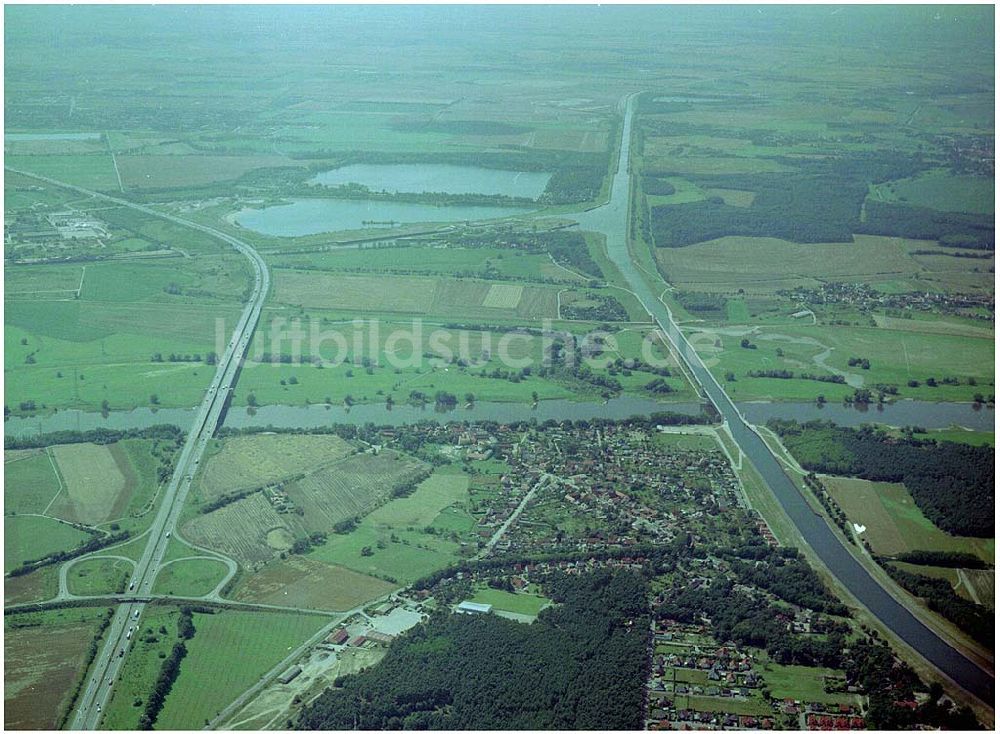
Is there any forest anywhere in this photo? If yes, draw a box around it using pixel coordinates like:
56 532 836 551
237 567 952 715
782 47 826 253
297 570 650 730
882 565 994 647
767 420 994 537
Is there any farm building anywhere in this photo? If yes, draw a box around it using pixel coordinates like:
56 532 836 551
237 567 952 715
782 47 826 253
278 666 302 684
456 601 493 615
366 630 393 645
348 635 367 647
327 628 349 645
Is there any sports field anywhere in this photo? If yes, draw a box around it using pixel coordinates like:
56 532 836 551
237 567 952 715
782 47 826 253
469 587 552 617
156 610 329 730
823 476 994 562
760 663 858 707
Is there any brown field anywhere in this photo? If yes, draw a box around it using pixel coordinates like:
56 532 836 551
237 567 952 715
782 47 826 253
182 492 303 569
959 569 995 609
48 443 132 525
198 433 355 501
285 450 428 534
4 609 109 729
116 154 297 189
3 566 58 606
823 476 994 561
231 555 396 610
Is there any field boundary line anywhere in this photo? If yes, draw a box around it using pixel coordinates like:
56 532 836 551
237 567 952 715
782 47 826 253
41 447 67 516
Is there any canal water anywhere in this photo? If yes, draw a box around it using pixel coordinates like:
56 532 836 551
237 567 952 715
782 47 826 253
574 94 994 703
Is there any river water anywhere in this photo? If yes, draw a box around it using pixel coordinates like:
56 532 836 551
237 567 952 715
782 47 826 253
4 398 991 439
574 95 994 703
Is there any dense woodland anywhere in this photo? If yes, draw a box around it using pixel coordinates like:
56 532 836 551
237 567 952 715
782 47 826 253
297 570 649 730
642 135 994 248
883 565 994 648
767 420 994 537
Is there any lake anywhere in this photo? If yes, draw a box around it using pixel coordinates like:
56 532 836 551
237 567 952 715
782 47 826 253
232 198 534 237
310 164 551 199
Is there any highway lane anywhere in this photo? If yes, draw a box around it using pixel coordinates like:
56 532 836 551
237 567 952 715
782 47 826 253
4 169 270 730
575 97 994 705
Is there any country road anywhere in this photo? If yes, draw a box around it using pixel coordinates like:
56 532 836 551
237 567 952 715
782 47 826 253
6 167 271 730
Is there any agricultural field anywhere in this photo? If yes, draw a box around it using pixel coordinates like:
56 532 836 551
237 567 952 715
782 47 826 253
4 606 112 729
284 450 429 534
185 448 428 569
231 555 396 610
155 610 329 730
655 235 951 295
870 169 994 215
47 442 130 525
66 557 133 596
3 565 59 606
4 449 62 514
196 433 356 501
269 245 574 282
271 270 561 321
307 468 474 583
4 515 92 572
152 558 229 597
116 153 297 189
823 476 994 562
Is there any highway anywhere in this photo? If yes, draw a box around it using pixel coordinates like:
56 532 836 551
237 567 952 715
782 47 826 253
575 97 994 705
5 169 271 729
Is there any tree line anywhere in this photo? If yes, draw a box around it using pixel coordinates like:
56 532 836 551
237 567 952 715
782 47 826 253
767 420 994 537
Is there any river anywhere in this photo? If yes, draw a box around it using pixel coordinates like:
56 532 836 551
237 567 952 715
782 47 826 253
575 94 994 703
4 398 991 439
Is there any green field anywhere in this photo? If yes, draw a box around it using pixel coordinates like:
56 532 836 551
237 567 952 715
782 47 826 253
5 450 62 514
308 468 474 583
152 558 229 597
4 515 92 572
67 557 133 595
652 431 719 452
872 169 994 215
824 476 994 562
156 610 328 729
760 663 858 706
